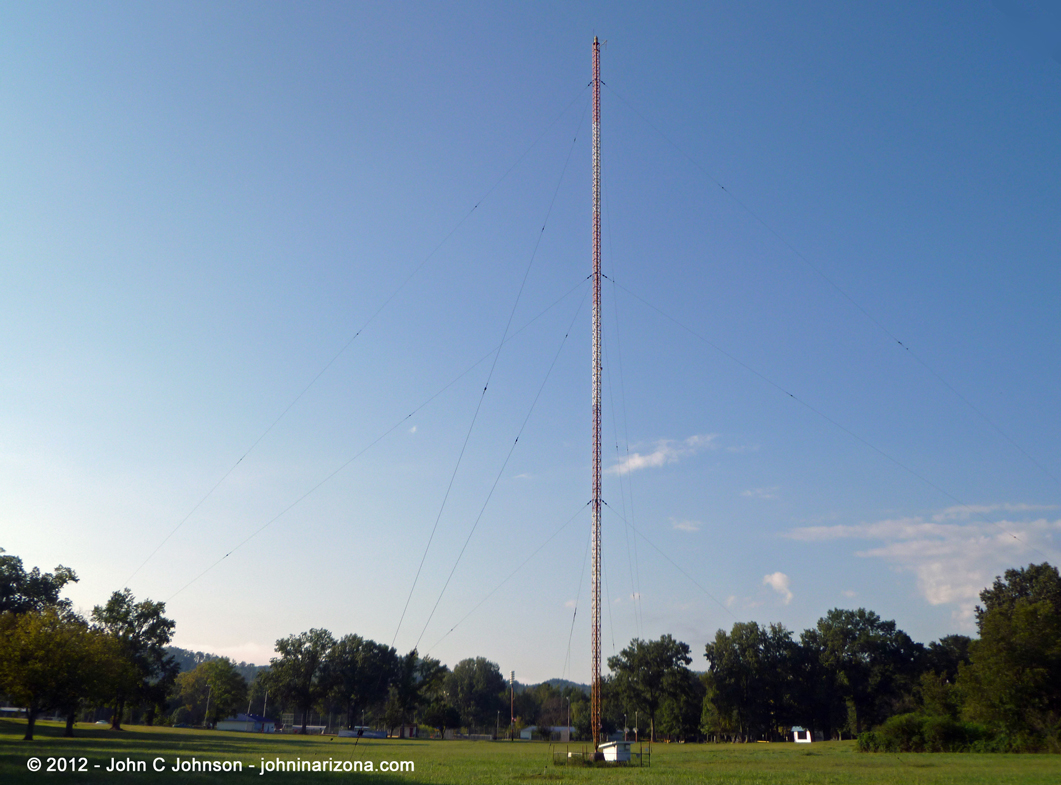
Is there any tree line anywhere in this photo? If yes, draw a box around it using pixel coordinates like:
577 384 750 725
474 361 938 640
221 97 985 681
1 547 1057 751
0 549 178 739
603 563 1060 752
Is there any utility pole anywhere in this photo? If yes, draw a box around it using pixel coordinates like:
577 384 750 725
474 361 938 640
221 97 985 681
510 670 515 741
590 33 603 752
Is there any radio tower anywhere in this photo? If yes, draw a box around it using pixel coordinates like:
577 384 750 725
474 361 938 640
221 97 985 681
590 34 603 750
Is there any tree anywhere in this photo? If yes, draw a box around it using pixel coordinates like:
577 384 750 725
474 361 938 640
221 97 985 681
0 609 109 740
175 658 248 726
700 672 739 742
801 608 923 736
657 667 706 741
918 634 972 721
91 589 178 730
704 622 799 741
266 628 335 733
421 699 460 737
0 549 77 615
608 635 693 742
925 635 971 683
326 634 397 729
445 657 505 729
247 670 277 720
975 562 1061 626
959 563 1061 745
385 650 420 731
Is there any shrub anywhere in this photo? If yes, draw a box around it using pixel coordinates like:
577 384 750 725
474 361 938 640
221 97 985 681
857 731 884 752
880 713 926 752
859 713 995 753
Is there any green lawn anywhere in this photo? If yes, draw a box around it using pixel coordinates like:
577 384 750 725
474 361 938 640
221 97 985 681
2 720 1059 784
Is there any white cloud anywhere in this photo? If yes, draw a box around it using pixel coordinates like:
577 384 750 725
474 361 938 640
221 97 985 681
727 444 760 453
763 572 793 605
564 600 576 608
408 425 417 434
742 487 778 500
930 503 1055 522
607 434 717 475
671 518 701 533
842 589 857 598
785 509 1061 628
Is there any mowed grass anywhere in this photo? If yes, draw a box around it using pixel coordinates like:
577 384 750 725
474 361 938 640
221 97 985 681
2 720 1060 784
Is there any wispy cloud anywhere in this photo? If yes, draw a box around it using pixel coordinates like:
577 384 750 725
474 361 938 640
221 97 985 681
408 425 417 434
727 444 760 453
785 507 1061 627
671 518 701 533
607 434 717 475
763 572 793 604
930 503 1055 522
742 487 779 500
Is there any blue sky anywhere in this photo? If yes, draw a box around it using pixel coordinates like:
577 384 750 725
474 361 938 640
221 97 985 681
2 2 1059 683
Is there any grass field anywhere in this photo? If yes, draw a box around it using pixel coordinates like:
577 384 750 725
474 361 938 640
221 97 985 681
3 720 1060 784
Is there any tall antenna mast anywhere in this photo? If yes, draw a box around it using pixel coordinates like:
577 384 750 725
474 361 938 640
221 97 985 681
590 34 603 749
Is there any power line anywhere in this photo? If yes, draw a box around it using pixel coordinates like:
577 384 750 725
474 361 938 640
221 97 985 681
609 278 1058 564
603 82 1061 492
602 501 738 622
415 286 589 650
562 526 594 683
162 277 590 603
426 502 589 655
602 330 641 640
124 83 592 591
601 167 644 638
393 97 591 648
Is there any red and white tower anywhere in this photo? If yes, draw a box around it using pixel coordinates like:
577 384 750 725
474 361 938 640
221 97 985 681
590 34 603 749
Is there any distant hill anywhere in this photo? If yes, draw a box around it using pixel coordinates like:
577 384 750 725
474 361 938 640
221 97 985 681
165 646 268 683
526 678 589 694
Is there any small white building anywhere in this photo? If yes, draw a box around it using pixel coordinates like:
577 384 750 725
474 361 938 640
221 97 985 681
791 726 823 743
599 741 632 762
216 714 276 733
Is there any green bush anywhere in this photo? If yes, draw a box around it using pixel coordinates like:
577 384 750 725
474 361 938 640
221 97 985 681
858 713 994 753
170 706 193 726
881 713 926 752
856 731 884 752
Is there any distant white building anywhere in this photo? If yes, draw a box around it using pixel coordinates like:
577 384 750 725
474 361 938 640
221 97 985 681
600 741 632 762
216 714 276 733
791 726 824 743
